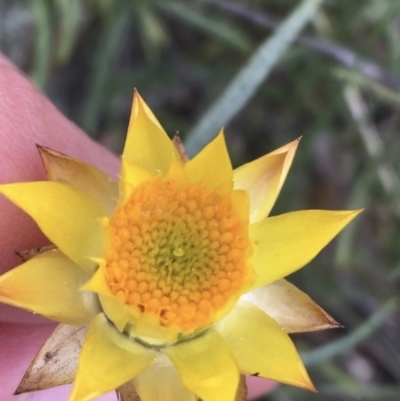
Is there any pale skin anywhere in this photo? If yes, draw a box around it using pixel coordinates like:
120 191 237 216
0 54 275 400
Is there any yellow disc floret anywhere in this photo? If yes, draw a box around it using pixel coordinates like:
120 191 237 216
104 177 251 337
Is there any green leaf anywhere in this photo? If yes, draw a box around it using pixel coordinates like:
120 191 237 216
31 0 52 88
82 10 129 136
157 1 251 52
137 3 169 62
185 0 325 156
54 0 82 64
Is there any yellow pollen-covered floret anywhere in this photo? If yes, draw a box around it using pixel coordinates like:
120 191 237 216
104 177 250 334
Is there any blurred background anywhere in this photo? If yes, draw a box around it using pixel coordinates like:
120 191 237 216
1 0 400 400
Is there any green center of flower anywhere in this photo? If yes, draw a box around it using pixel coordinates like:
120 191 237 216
104 177 250 335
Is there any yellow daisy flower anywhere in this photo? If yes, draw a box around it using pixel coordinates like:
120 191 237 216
0 92 361 401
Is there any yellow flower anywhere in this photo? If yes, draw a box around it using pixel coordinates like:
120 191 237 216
0 92 361 401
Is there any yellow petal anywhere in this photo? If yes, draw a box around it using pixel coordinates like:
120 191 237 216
243 279 340 333
16 324 87 393
99 295 132 334
134 353 197 401
218 301 314 391
119 160 154 205
83 267 133 333
184 130 233 188
123 91 181 175
233 139 299 223
268 137 300 157
82 264 112 296
0 182 107 271
69 313 157 401
231 189 250 225
0 249 98 325
37 145 118 214
167 157 191 186
163 330 239 401
250 209 362 288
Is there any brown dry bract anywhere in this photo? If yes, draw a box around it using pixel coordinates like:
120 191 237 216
172 135 189 163
15 324 87 394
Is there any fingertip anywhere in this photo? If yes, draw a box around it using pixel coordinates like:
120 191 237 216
246 375 277 399
0 53 119 277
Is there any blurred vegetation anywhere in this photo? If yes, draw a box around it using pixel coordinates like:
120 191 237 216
1 0 400 400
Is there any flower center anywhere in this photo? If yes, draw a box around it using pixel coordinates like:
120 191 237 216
104 177 250 335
